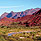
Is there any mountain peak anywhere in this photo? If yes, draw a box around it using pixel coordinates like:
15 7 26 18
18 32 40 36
10 11 14 13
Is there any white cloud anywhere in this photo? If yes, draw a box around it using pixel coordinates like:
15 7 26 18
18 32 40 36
0 5 24 8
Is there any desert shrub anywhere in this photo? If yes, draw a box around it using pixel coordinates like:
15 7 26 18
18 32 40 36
36 36 41 40
1 26 5 28
0 35 6 41
11 22 19 25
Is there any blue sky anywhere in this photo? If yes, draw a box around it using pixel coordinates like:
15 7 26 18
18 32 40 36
0 0 41 16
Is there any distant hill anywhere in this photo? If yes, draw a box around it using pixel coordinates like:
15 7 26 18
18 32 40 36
0 8 41 19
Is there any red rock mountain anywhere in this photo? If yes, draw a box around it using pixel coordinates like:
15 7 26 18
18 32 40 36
0 8 41 26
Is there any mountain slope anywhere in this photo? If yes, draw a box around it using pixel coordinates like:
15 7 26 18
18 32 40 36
0 8 41 26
